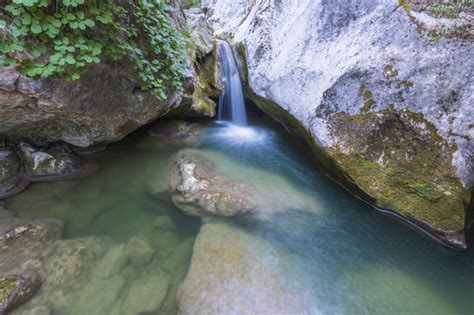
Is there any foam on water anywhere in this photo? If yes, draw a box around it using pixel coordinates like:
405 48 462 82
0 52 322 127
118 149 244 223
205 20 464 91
216 123 267 143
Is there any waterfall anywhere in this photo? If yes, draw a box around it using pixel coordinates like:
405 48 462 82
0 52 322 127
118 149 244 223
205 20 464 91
217 40 247 126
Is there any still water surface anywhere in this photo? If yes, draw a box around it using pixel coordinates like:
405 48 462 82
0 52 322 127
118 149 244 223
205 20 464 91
6 117 474 314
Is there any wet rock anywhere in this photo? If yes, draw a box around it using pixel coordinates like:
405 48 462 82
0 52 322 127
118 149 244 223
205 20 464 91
177 222 315 314
0 54 208 147
95 244 129 279
43 237 107 291
153 215 176 231
69 275 124 315
126 236 155 267
0 148 27 199
0 220 63 271
20 259 45 280
16 236 110 312
0 273 41 314
120 273 170 315
18 143 81 180
169 152 256 217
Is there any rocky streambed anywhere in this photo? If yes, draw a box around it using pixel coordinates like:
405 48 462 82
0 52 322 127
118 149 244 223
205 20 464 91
1 118 473 314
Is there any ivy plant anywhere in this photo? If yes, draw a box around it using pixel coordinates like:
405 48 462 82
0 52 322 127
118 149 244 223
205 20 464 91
0 0 187 100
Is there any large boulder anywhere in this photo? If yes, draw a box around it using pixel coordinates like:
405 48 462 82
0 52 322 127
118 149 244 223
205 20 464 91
177 222 316 314
168 149 320 218
169 151 257 217
202 0 474 249
0 64 189 147
0 4 218 149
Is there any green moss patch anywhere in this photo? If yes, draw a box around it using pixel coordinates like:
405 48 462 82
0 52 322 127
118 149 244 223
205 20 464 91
0 276 19 305
196 52 220 99
328 109 469 232
382 65 399 79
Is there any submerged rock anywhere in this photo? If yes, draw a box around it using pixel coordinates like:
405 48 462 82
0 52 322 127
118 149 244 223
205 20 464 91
95 244 129 279
12 236 110 313
161 238 195 275
153 215 177 231
0 273 41 314
69 275 125 315
0 220 63 271
43 237 107 291
202 0 474 249
169 151 257 217
168 149 320 219
177 222 315 314
120 273 170 315
126 236 155 267
0 148 27 199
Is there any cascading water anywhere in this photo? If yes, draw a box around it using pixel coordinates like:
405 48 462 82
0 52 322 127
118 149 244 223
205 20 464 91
217 40 247 126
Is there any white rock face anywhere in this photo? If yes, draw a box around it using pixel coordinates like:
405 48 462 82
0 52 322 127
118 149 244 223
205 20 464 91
202 0 474 187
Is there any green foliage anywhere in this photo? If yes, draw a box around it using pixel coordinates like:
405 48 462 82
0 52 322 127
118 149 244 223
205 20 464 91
398 0 412 11
0 0 187 100
425 25 453 43
422 1 472 18
178 0 201 9
400 0 473 18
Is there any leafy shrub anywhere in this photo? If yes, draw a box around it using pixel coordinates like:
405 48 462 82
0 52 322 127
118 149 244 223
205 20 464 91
0 0 187 100
179 0 201 9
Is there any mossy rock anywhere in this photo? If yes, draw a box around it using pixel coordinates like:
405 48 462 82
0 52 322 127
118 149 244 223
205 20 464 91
196 52 221 99
0 274 41 313
18 143 81 180
246 91 470 249
327 109 469 235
